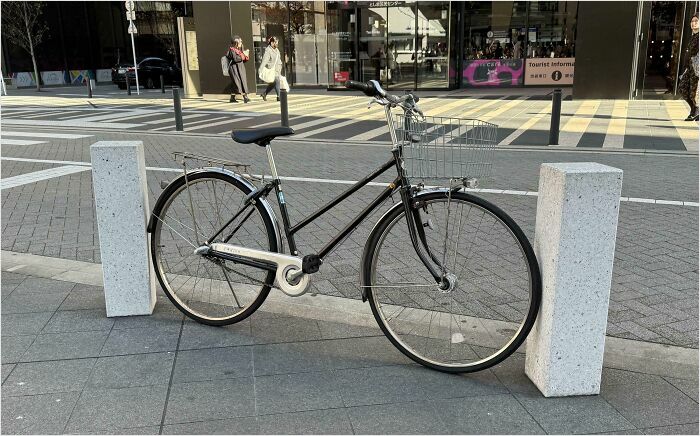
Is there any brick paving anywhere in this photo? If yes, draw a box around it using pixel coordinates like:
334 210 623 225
1 130 698 348
1 272 698 435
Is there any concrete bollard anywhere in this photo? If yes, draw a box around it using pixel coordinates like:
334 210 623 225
525 162 623 397
90 141 156 317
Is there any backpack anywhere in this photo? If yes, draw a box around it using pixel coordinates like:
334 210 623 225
221 55 230 76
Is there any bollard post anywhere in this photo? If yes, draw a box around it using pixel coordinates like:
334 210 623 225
160 74 165 93
90 141 156 317
126 77 131 95
548 88 562 145
280 89 289 127
173 87 184 131
87 78 92 98
525 162 623 397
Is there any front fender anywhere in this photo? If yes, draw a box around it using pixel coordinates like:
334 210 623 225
359 188 448 301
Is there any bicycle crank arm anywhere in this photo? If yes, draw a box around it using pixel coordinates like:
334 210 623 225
199 243 310 296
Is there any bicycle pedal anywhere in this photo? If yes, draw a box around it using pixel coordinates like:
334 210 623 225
302 254 322 274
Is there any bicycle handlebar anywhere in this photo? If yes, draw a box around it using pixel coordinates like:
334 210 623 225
344 80 422 116
344 80 379 97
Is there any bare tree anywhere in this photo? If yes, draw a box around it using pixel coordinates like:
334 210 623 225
1 1 48 91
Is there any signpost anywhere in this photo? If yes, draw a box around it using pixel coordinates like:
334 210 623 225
125 1 140 95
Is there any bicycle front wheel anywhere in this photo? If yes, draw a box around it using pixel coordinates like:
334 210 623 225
151 170 278 326
362 190 541 373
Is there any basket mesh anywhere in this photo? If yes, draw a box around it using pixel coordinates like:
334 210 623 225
394 114 497 184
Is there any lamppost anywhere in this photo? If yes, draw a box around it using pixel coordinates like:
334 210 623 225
126 0 140 95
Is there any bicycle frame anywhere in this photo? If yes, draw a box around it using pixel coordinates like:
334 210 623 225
204 104 445 285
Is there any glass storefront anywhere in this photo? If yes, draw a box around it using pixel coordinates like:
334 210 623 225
251 1 578 90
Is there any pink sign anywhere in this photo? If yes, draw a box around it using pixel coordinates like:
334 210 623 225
333 71 350 82
462 59 524 87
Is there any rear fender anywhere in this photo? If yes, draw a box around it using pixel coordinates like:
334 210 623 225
147 167 283 253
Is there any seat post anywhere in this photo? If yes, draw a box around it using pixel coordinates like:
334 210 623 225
265 144 280 180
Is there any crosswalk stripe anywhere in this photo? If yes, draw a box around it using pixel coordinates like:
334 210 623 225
2 119 143 129
2 132 93 139
69 109 156 122
478 96 529 123
602 101 628 149
459 96 508 117
1 139 47 146
498 105 551 146
558 100 601 147
1 165 90 190
144 113 209 125
184 117 250 131
425 98 477 117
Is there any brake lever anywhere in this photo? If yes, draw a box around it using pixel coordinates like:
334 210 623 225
367 97 387 109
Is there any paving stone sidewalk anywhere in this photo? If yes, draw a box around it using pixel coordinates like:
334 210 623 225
2 131 698 348
1 270 699 435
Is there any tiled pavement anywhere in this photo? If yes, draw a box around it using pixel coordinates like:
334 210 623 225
1 130 698 348
1 271 698 435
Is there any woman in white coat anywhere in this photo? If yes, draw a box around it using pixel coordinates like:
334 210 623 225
260 36 283 101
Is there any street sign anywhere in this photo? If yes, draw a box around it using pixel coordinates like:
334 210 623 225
126 10 135 20
128 22 138 34
125 1 134 11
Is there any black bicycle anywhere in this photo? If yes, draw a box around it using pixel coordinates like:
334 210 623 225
148 80 541 373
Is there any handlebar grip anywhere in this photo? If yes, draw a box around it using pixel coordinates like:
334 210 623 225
345 80 376 97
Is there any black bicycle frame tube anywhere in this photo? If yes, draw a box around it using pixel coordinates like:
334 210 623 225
275 157 398 256
318 175 401 259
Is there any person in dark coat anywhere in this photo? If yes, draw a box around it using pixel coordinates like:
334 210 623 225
678 14 699 121
226 36 250 103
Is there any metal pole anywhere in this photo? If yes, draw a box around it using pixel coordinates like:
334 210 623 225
0 74 6 96
280 89 289 127
87 77 92 98
549 88 562 145
173 87 183 131
130 32 140 95
160 74 165 93
127 75 131 95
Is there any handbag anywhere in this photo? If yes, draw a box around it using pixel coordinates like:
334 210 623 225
279 75 290 92
258 50 279 84
221 56 230 76
692 55 699 76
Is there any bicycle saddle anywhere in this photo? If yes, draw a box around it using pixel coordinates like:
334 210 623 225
231 126 295 146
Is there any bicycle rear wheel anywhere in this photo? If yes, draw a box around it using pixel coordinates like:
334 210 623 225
150 170 278 326
362 190 541 373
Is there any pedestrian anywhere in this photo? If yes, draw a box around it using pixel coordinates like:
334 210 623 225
678 13 699 121
226 36 250 103
259 36 282 101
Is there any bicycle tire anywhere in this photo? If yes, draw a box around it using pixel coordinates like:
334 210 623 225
150 170 278 326
361 190 541 373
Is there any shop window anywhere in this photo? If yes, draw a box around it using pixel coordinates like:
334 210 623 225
462 1 528 87
523 1 577 86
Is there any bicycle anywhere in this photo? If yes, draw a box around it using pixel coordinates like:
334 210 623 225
147 80 541 373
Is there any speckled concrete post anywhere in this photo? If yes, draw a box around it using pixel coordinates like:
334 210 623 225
90 141 156 317
525 162 623 397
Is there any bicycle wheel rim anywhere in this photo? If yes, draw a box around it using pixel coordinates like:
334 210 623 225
152 173 274 323
367 193 539 371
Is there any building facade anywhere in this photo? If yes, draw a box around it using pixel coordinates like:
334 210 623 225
3 1 698 99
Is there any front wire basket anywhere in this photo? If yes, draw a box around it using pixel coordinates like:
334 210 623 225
394 113 497 186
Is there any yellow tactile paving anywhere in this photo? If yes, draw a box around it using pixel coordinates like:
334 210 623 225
602 100 628 149
664 101 699 152
561 99 601 133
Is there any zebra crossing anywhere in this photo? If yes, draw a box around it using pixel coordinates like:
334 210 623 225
1 92 697 151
